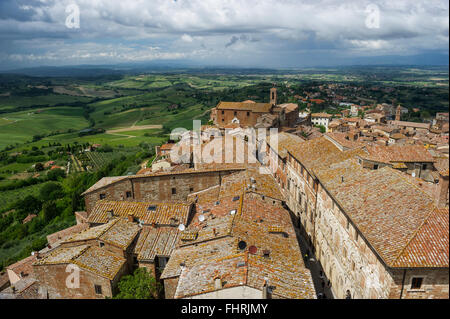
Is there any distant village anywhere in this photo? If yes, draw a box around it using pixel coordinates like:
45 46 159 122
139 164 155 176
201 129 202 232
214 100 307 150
1 86 448 299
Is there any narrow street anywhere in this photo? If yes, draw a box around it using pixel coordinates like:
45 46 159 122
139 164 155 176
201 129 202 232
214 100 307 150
295 227 335 299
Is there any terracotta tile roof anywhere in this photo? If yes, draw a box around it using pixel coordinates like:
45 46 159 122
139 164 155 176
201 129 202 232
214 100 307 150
360 144 435 164
311 112 332 118
160 143 175 151
216 101 272 113
82 176 127 194
63 221 114 243
267 132 305 159
161 237 237 279
393 207 449 268
98 219 141 249
325 132 366 150
218 167 284 201
34 245 89 265
34 244 126 280
174 254 247 298
47 223 89 245
71 246 126 280
135 226 179 261
316 159 447 268
434 158 449 176
390 120 430 129
288 136 365 176
87 200 192 226
278 103 299 112
6 255 36 278
186 185 221 204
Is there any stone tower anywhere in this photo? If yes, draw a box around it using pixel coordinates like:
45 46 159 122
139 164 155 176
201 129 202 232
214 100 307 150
270 87 277 106
395 105 401 121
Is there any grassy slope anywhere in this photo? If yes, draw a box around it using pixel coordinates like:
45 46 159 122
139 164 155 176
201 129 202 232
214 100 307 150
0 107 90 148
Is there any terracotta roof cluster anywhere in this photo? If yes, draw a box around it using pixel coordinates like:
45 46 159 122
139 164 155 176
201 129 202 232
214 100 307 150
315 158 448 268
88 200 192 226
161 191 316 299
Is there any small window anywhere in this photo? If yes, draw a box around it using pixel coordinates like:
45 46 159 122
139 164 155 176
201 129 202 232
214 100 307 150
99 242 105 248
94 285 102 295
189 187 194 192
99 194 106 200
172 188 176 195
126 191 132 198
422 164 427 170
374 164 379 170
221 110 224 115
411 277 423 290
234 111 237 116
222 118 224 122
247 111 250 116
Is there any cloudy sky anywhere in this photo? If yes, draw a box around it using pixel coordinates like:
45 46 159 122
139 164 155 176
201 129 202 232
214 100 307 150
0 0 448 69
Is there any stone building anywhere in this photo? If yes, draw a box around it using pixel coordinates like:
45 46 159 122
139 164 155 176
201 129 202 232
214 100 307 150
265 135 449 299
210 88 298 128
81 167 243 213
311 113 332 131
160 169 316 299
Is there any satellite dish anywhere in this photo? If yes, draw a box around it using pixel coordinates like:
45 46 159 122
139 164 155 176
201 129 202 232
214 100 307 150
230 209 237 215
178 224 185 231
249 245 257 254
198 215 205 222
238 240 247 250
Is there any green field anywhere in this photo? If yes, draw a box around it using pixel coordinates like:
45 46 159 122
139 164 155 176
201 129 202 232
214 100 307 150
0 107 90 148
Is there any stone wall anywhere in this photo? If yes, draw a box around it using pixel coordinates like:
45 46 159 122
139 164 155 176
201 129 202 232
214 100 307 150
84 170 237 214
33 263 124 299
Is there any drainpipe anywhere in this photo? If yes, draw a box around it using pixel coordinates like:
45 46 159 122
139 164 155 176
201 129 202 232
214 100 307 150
399 269 406 299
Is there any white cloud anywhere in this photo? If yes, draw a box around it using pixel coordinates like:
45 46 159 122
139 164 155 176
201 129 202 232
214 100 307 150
0 0 448 67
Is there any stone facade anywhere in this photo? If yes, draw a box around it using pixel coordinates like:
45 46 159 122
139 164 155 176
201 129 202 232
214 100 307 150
266 140 449 299
33 262 127 299
84 170 238 214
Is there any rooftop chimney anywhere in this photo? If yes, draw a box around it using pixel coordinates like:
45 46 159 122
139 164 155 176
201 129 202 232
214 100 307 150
214 277 222 290
127 213 134 223
435 174 449 208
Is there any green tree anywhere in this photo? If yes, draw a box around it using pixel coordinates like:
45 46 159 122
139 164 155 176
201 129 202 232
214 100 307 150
113 268 162 299
47 168 66 181
15 195 42 216
39 182 64 202
35 162 44 171
42 200 59 222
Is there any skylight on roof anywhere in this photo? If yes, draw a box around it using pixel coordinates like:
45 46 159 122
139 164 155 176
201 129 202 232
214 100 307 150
232 196 240 202
148 205 157 211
